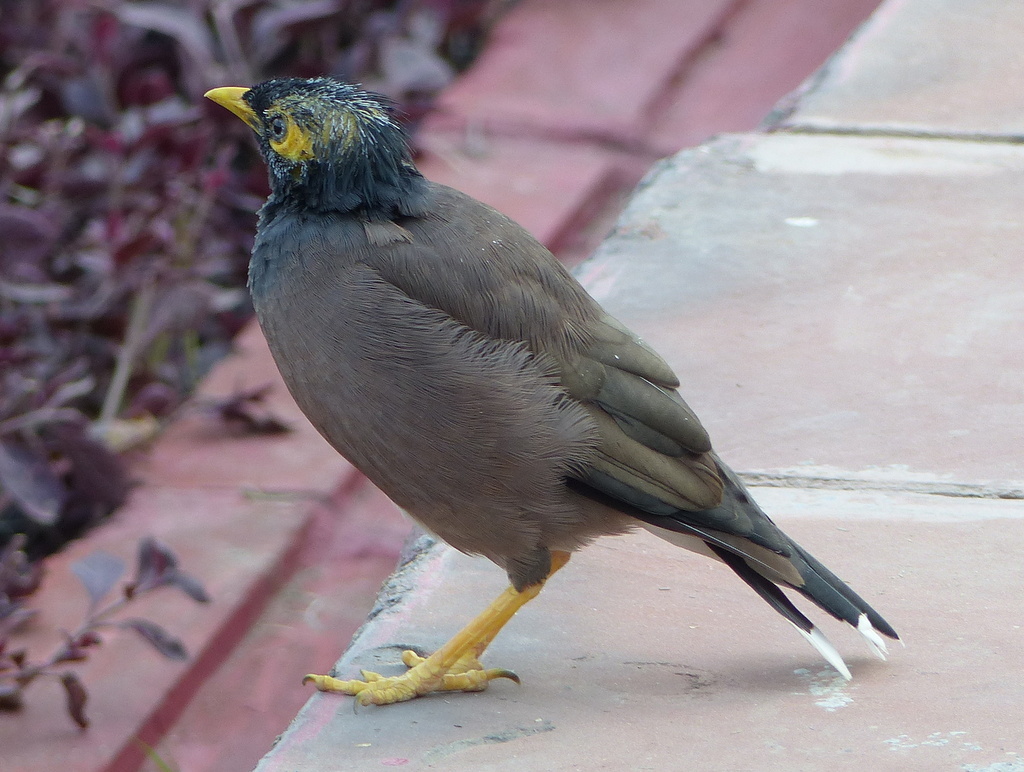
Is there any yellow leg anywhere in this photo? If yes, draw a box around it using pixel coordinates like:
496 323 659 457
304 551 570 706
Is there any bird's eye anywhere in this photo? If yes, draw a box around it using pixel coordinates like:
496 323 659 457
268 116 287 140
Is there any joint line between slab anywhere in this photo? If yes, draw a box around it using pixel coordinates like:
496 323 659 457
777 124 1024 146
738 472 1024 501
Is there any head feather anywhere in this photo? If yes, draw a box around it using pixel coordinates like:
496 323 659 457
239 78 428 217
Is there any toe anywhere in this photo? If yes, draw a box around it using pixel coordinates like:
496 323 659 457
401 650 427 667
304 673 367 694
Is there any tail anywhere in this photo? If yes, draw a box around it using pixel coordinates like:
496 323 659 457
705 541 894 680
636 460 899 679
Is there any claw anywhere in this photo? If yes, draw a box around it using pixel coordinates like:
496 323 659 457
488 668 521 685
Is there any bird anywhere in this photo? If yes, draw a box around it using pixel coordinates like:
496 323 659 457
205 77 898 706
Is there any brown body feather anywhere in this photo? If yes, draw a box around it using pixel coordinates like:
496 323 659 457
252 185 658 587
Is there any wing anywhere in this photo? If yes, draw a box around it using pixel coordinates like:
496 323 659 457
360 183 898 652
364 183 726 518
562 312 725 513
363 183 727 516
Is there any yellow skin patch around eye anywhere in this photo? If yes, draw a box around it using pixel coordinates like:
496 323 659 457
268 106 368 161
269 112 316 162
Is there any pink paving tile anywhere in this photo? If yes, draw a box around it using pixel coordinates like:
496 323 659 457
148 478 413 772
254 494 1024 771
1 486 311 772
426 0 739 143
647 0 884 154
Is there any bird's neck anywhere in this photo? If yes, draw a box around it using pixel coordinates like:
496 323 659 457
265 150 430 221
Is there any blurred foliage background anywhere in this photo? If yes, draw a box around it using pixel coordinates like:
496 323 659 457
0 0 504 560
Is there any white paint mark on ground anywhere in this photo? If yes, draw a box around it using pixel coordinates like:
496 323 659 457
882 730 1006 757
793 667 853 711
784 216 819 227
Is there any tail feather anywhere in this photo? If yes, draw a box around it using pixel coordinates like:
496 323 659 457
708 543 854 679
791 542 899 641
857 613 890 660
797 626 852 680
574 451 899 676
638 466 899 676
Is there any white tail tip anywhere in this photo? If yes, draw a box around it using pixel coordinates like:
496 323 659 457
857 613 889 660
795 624 852 680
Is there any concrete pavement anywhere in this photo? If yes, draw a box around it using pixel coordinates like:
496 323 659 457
254 0 1024 769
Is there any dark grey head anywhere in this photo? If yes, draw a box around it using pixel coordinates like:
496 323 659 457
208 77 428 217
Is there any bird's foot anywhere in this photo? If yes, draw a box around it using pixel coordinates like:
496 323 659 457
303 649 519 706
305 552 570 706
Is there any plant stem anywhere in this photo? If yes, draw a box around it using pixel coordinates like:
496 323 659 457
97 276 157 430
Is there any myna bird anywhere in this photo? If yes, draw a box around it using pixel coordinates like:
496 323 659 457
205 77 898 706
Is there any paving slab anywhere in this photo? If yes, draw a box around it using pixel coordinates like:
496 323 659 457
254 490 1024 771
577 132 1024 487
251 128 1024 770
781 0 1024 137
647 0 884 154
2 486 310 772
150 479 412 772
424 0 738 142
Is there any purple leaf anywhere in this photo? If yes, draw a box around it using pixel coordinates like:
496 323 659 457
0 281 74 304
60 74 116 126
70 551 125 609
210 384 292 436
52 629 104 665
0 440 67 525
379 30 455 95
169 570 210 604
61 672 89 729
127 381 179 419
0 87 41 135
114 3 216 74
142 281 220 343
120 618 188 661
0 204 59 272
250 0 344 66
53 638 89 665
44 373 95 408
128 537 178 595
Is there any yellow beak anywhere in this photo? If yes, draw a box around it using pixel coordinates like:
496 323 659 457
204 86 258 130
